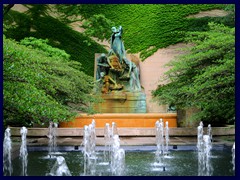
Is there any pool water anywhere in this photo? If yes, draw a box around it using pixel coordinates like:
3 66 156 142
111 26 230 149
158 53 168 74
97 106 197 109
11 147 234 176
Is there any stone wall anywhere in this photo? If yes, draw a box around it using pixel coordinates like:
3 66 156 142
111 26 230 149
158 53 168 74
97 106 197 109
138 43 190 113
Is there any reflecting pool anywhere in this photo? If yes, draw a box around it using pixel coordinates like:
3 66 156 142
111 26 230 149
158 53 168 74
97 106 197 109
11 145 234 176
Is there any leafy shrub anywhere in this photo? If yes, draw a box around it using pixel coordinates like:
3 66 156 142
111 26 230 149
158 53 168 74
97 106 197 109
3 36 101 127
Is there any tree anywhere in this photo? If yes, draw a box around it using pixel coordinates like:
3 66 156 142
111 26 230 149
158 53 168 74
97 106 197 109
3 4 111 77
152 22 235 125
3 4 14 16
53 4 115 42
3 36 102 127
3 4 112 127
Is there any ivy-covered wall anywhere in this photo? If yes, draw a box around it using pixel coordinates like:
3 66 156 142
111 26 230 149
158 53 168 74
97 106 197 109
79 4 230 59
4 4 232 77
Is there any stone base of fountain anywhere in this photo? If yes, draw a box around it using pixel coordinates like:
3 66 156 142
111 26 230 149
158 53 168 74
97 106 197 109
94 91 147 113
59 113 177 128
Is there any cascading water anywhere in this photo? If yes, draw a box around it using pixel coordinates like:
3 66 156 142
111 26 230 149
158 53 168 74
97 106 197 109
197 122 213 176
48 121 58 158
3 127 13 176
82 119 97 175
47 156 72 176
19 127 28 176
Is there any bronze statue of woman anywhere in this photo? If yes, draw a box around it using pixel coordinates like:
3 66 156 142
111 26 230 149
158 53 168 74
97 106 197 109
110 26 126 64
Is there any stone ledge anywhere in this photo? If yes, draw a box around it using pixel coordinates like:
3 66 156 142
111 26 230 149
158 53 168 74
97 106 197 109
10 126 235 137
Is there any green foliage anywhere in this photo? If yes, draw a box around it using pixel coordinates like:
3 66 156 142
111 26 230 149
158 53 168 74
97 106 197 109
53 4 83 23
4 8 107 76
3 4 235 127
152 23 235 125
75 4 228 60
3 9 32 40
20 37 70 59
3 4 232 77
24 4 50 19
81 14 115 43
3 36 102 127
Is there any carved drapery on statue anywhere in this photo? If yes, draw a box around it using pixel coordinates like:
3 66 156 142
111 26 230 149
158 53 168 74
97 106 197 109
94 26 146 113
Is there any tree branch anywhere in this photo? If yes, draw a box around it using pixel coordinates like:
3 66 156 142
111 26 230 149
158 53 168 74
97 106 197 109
3 4 14 16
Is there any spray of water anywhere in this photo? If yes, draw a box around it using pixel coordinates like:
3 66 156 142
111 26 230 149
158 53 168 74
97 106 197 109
48 122 58 158
207 124 212 142
155 119 164 156
197 122 213 176
197 121 204 151
47 156 72 176
104 122 119 162
165 121 169 154
82 119 97 175
232 142 235 171
104 123 111 163
20 127 28 176
82 120 96 159
155 119 169 171
111 135 125 176
103 122 125 175
53 123 58 152
3 127 13 176
111 122 118 137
